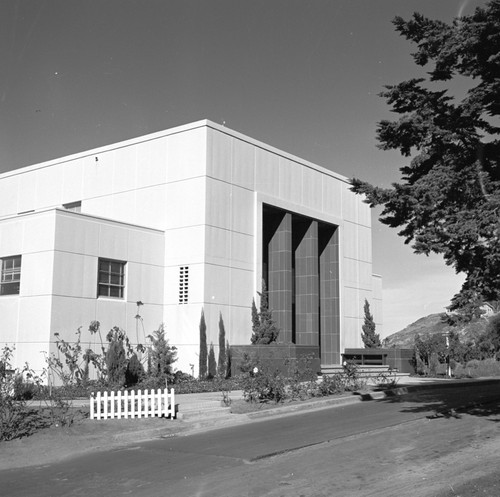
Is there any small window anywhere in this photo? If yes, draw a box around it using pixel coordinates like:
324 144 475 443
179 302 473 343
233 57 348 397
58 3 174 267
178 266 189 304
1 255 22 296
98 259 126 299
63 201 81 213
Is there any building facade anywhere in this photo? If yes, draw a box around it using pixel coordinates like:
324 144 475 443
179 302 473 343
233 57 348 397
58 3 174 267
0 120 382 377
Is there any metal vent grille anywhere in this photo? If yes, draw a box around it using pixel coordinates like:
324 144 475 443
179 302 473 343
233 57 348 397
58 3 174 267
179 266 189 304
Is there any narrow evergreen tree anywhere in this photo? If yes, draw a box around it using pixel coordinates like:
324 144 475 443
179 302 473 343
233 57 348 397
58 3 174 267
251 299 260 335
217 313 227 377
251 280 280 344
106 327 127 386
208 342 217 379
199 310 208 379
361 299 381 348
147 324 177 382
225 340 231 378
125 352 145 386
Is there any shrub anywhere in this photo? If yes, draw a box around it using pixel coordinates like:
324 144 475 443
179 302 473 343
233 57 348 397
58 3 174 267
250 281 280 345
208 343 217 379
240 364 288 403
0 346 47 441
429 352 440 377
12 375 39 400
316 374 346 396
125 353 145 386
106 327 127 387
454 358 500 378
238 353 357 404
147 325 177 383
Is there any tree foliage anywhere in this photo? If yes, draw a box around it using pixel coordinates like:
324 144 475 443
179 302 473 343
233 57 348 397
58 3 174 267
481 313 500 358
217 313 227 377
251 281 280 345
147 324 177 382
361 299 381 348
351 1 500 319
106 327 127 386
208 342 217 379
199 310 208 379
125 353 144 386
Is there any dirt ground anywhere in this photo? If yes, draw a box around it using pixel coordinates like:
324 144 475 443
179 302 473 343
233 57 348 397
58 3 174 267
0 416 189 471
2 395 500 496
162 410 500 497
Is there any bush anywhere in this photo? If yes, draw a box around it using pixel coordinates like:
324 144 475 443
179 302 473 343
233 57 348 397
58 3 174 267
13 375 40 400
316 374 347 396
0 346 48 441
147 324 178 383
238 355 363 404
106 327 128 387
250 281 280 345
240 364 288 403
454 358 500 378
125 353 145 386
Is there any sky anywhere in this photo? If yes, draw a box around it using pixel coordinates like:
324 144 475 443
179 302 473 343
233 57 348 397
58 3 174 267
0 0 487 337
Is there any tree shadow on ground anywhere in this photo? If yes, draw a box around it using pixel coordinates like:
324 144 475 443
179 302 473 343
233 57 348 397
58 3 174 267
371 380 500 421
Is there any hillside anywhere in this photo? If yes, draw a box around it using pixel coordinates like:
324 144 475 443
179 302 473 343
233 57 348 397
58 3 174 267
384 313 491 349
384 313 453 348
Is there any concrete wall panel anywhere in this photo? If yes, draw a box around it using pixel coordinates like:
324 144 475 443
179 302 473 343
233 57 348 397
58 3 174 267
255 148 280 197
135 138 168 189
166 127 207 182
206 179 231 230
208 128 232 183
52 252 96 299
0 218 23 255
232 138 255 190
17 172 37 214
278 158 302 204
134 185 166 229
164 178 206 230
302 167 323 212
35 165 63 208
231 186 254 235
0 175 19 217
322 176 342 218
61 159 85 206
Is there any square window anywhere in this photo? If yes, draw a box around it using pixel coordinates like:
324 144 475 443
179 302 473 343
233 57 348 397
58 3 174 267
1 255 21 296
98 258 125 299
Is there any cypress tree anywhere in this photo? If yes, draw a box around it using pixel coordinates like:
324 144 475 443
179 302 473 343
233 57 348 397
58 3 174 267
361 299 381 348
251 280 280 344
225 340 231 378
106 327 127 386
217 313 227 377
199 310 208 379
208 342 217 379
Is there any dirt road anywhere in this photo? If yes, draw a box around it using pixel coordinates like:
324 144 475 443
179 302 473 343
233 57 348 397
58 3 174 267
165 408 500 497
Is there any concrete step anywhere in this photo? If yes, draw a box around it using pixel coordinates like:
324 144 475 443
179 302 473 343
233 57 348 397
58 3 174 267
322 365 392 375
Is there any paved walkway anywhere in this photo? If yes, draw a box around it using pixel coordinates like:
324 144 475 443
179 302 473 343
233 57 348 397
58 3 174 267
28 375 499 427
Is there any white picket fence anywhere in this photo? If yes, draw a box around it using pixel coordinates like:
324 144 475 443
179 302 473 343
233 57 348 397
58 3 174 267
90 388 175 420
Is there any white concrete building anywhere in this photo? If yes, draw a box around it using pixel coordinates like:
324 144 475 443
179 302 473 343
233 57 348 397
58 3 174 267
0 120 382 377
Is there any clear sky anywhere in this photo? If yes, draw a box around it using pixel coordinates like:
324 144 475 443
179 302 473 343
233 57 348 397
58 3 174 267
0 0 486 336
